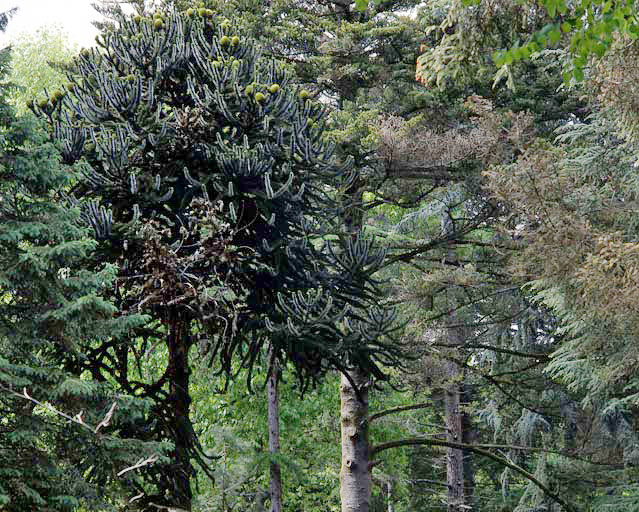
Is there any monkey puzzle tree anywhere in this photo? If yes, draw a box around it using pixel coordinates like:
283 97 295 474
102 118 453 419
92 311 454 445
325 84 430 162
36 7 400 510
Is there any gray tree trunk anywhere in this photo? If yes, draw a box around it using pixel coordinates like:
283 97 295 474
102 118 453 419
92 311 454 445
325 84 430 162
445 373 464 511
340 369 371 512
444 319 467 511
267 345 282 512
461 382 475 507
340 183 370 512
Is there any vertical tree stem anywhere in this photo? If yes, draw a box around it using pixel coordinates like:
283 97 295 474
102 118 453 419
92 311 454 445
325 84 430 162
445 320 465 512
340 369 371 512
267 344 282 512
166 316 194 511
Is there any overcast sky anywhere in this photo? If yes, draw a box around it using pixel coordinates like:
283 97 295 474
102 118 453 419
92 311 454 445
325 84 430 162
0 0 104 47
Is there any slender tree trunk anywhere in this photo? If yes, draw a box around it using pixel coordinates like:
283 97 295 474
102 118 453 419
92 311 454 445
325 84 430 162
444 319 466 512
444 375 464 511
340 369 371 512
267 344 282 512
461 381 475 507
164 316 194 511
221 444 227 512
340 179 371 512
253 488 269 512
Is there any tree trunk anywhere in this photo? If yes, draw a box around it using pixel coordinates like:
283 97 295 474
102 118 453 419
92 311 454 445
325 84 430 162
340 369 371 512
444 319 466 512
267 344 282 512
165 316 194 511
461 382 475 507
221 445 227 512
340 177 370 512
253 488 269 512
444 375 464 511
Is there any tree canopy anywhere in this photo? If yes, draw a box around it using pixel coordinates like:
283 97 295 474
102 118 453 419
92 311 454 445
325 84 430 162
4 1 639 511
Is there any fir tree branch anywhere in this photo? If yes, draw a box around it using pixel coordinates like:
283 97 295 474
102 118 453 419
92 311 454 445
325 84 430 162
368 402 432 423
371 437 577 512
1 384 161 476
375 437 622 463
429 342 550 360
490 359 547 377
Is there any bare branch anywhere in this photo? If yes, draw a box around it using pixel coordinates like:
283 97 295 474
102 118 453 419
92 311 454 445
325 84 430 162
1 383 160 479
1 384 95 433
117 454 160 477
148 503 189 512
95 402 117 433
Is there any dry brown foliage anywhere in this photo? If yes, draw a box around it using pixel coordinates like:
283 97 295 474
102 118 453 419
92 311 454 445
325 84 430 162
374 115 491 172
119 199 250 326
575 233 639 325
484 141 598 281
484 135 639 335
592 37 639 143
372 96 534 183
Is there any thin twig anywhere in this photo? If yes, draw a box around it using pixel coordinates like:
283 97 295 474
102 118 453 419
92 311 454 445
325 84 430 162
117 454 160 476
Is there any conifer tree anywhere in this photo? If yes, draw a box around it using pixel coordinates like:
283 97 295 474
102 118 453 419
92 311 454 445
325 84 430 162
0 9 158 510
39 7 399 510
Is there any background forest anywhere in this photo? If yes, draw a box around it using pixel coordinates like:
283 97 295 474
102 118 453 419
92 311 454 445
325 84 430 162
2 0 639 511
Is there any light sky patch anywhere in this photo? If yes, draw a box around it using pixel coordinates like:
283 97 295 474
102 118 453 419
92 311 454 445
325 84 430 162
0 0 104 47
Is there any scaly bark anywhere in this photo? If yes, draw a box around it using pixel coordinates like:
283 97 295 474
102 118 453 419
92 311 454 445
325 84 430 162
164 316 194 511
340 369 371 512
445 319 466 511
461 382 476 507
445 374 464 511
267 344 282 512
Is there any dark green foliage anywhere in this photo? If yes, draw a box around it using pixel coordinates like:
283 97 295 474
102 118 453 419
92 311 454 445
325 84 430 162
0 86 155 512
0 9 165 509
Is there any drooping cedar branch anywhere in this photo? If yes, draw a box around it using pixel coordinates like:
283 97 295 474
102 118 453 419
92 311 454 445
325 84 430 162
371 438 578 512
429 342 550 361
